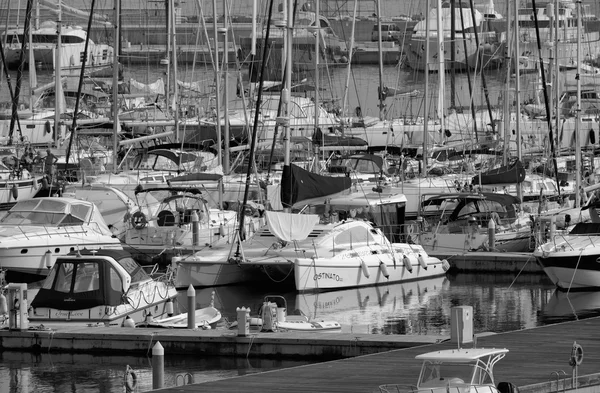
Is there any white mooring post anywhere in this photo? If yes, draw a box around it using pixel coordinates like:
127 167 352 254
152 341 164 389
187 284 196 329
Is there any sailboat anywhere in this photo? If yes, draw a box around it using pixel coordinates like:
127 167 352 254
533 0 600 291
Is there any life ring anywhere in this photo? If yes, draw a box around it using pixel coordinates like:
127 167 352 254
124 366 137 392
131 211 147 230
570 342 583 366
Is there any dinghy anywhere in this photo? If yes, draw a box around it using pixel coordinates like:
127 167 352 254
142 306 221 329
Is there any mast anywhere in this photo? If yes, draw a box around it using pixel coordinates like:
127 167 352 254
221 0 230 173
171 0 179 142
421 0 431 176
164 0 171 110
54 1 62 147
238 0 275 239
66 0 97 171
502 0 512 165
458 0 477 141
376 0 385 120
468 0 495 139
341 0 358 119
8 0 34 145
112 0 120 173
436 0 445 141
575 0 581 208
554 0 560 151
212 0 222 171
514 0 522 202
531 0 561 196
450 0 455 108
314 0 321 153
284 0 293 211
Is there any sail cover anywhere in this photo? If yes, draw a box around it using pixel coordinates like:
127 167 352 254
472 159 526 185
281 164 352 208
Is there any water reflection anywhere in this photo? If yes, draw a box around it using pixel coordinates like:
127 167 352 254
542 290 600 323
195 272 558 336
0 273 577 393
0 351 311 393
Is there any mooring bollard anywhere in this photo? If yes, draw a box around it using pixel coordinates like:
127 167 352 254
191 210 200 246
236 307 250 337
187 284 196 329
152 341 164 389
488 219 496 250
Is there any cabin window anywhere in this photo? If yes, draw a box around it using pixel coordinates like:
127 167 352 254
109 266 122 293
334 225 375 245
54 263 75 293
73 262 100 293
456 201 478 218
419 362 474 387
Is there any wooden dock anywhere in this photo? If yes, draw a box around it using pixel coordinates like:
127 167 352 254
145 317 600 393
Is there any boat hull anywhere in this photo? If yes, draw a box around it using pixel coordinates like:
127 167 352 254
536 251 600 290
0 238 123 277
29 283 177 326
294 244 448 292
173 258 268 288
420 229 532 257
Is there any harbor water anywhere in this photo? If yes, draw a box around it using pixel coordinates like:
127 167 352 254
2 272 600 393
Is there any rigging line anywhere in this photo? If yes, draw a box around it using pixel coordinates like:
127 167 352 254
237 0 276 245
531 0 561 198
66 0 97 171
458 0 478 140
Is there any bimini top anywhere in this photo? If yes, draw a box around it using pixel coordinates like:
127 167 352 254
416 348 509 362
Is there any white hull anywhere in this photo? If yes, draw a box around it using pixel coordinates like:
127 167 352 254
541 265 600 290
0 176 45 204
420 229 532 256
535 234 600 290
295 244 448 291
0 240 123 276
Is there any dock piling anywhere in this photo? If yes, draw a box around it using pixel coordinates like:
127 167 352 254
187 284 195 329
152 341 164 389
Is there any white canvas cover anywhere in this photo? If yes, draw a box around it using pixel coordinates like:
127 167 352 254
265 211 319 242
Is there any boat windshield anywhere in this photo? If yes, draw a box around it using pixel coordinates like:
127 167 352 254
419 361 493 387
116 256 150 283
0 199 90 226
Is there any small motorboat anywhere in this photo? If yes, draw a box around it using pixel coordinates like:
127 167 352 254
28 250 178 327
141 306 222 329
379 347 514 393
258 296 341 332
